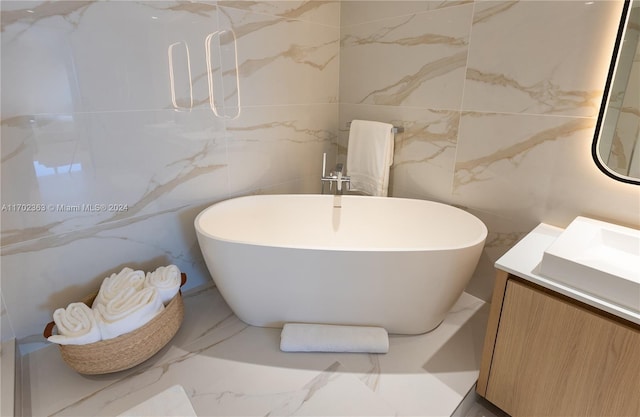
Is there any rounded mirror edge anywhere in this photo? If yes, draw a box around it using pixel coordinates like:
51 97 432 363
592 140 640 185
592 0 640 186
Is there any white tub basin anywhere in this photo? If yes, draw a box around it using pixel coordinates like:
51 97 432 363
539 216 640 313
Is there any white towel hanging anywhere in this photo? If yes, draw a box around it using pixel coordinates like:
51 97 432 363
346 120 395 196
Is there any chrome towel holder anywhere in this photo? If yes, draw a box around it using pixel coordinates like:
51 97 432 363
346 121 404 134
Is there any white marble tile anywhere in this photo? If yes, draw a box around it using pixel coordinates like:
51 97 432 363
383 110 458 201
360 295 486 417
117 384 196 417
538 121 640 229
340 1 472 27
1 110 228 246
453 111 640 229
339 3 473 109
452 112 596 220
288 371 396 416
2 205 218 342
22 286 487 417
0 1 223 115
217 5 340 107
224 104 337 194
219 1 341 27
464 0 625 117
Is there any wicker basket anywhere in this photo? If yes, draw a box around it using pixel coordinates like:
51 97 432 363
43 273 186 375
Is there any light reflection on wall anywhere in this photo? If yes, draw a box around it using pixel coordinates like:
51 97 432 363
33 161 82 177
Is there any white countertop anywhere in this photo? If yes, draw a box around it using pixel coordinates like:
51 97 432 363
495 223 640 326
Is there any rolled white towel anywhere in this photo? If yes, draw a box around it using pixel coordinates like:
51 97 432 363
47 302 102 345
92 267 145 309
95 287 164 340
280 323 389 353
145 265 181 305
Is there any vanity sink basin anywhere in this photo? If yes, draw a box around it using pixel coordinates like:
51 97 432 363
539 216 640 313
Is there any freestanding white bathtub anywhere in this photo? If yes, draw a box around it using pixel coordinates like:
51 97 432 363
194 194 487 334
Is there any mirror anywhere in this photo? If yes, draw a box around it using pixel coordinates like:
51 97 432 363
593 0 640 185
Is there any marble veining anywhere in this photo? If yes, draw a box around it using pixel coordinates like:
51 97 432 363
219 1 339 27
484 231 525 253
227 120 334 143
392 114 458 168
235 39 338 77
21 283 487 417
342 14 467 49
359 51 468 106
465 68 604 115
218 6 339 107
454 116 595 188
340 4 472 109
0 1 92 34
117 385 197 417
470 1 517 26
463 0 624 117
147 2 218 17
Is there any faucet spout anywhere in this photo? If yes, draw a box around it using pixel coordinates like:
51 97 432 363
320 153 350 195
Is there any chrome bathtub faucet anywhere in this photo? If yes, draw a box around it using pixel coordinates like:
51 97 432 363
321 153 350 195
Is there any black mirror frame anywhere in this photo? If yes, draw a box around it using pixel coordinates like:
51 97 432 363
592 0 639 185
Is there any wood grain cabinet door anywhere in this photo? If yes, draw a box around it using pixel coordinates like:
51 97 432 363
485 280 640 417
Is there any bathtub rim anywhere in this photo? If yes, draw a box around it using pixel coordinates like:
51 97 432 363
194 194 488 252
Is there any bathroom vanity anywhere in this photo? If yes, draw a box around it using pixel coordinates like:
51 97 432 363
477 223 640 417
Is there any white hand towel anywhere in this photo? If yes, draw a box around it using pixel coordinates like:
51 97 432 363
47 302 102 345
95 287 164 340
280 323 389 353
145 265 181 305
346 120 395 196
92 267 146 309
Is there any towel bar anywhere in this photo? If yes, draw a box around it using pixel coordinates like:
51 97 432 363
346 121 404 134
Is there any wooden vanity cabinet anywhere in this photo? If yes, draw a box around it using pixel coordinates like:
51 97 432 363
477 270 640 417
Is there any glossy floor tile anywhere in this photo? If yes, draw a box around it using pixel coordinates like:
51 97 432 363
21 283 489 416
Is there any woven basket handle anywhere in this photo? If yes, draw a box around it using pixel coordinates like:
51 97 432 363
43 272 187 339
43 321 55 338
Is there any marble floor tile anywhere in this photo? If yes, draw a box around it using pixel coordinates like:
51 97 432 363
117 385 197 417
21 284 489 417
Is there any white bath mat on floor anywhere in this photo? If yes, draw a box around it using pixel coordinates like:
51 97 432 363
280 323 389 353
118 384 197 416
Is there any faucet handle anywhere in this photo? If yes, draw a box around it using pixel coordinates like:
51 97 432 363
322 153 327 177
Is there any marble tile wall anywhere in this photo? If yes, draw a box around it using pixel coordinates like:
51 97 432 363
338 0 640 300
1 1 340 344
